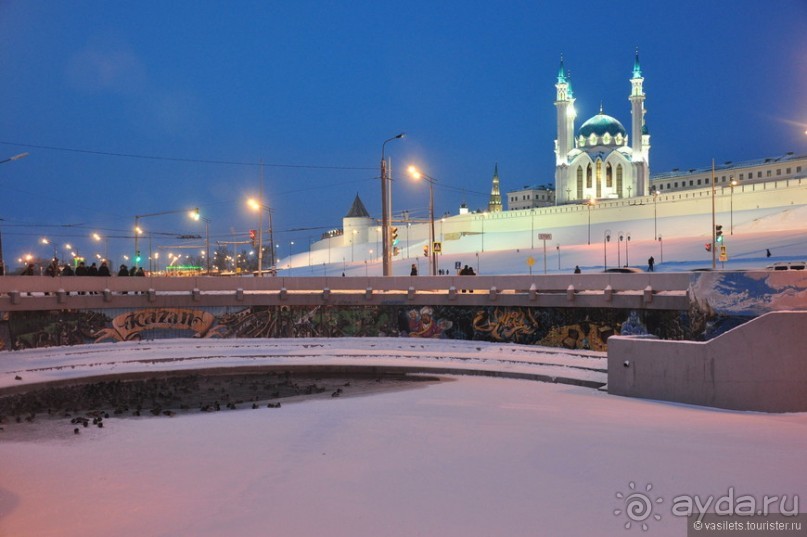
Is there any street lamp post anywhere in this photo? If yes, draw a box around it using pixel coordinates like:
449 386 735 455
381 133 405 276
189 211 211 274
618 231 624 267
586 197 595 245
626 232 631 266
603 229 611 270
247 198 273 276
730 177 738 235
0 152 29 165
407 166 438 275
652 188 659 241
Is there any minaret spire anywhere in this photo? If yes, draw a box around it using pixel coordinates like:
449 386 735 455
632 47 642 79
488 163 502 213
629 48 649 196
555 54 576 204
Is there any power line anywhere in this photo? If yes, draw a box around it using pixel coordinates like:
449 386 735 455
0 141 376 171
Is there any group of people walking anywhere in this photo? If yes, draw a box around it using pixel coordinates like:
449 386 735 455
22 259 145 277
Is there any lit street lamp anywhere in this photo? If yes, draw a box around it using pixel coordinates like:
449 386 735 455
247 198 274 276
190 210 211 274
0 152 29 165
407 165 438 275
381 133 405 276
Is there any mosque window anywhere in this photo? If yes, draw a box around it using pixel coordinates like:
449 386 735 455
739 173 744 180
576 168 584 199
606 162 613 187
697 179 701 185
786 168 791 174
616 165 623 195
776 169 781 175
798 166 802 172
579 135 586 147
766 170 771 177
586 164 592 188
603 133 611 145
615 134 623 145
589 134 597 146
758 171 762 178
674 182 679 188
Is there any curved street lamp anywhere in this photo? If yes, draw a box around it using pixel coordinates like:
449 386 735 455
407 165 438 276
247 198 274 276
381 134 405 276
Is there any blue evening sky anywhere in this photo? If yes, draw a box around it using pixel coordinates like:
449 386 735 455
1 0 806 266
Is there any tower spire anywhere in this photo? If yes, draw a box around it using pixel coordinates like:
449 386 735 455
488 163 502 213
632 47 642 79
557 54 567 83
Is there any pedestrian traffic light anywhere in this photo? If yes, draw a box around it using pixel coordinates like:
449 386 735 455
391 226 399 246
715 224 724 243
249 229 257 248
423 245 429 257
705 243 712 252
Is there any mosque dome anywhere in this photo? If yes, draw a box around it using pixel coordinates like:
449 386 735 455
578 112 627 139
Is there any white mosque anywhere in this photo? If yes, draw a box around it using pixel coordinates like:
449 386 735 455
553 52 650 203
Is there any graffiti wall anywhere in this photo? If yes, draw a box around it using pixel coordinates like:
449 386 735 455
0 304 693 352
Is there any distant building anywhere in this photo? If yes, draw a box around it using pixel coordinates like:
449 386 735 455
650 153 807 193
506 185 555 210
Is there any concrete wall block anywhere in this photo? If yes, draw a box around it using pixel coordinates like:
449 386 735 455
607 312 807 412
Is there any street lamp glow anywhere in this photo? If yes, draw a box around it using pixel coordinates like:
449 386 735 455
92 233 101 241
135 226 143 235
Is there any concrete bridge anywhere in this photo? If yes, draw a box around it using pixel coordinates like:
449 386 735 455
0 273 690 312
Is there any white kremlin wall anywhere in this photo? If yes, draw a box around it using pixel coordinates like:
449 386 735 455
307 177 807 266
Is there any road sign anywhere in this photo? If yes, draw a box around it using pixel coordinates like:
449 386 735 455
538 233 553 241
526 256 535 266
454 261 462 270
433 241 442 253
719 245 728 262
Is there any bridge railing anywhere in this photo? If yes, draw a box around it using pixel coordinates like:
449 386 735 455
0 273 692 311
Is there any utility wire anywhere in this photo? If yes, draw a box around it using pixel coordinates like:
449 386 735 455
0 141 376 171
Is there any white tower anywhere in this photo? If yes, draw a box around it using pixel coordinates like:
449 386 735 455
629 50 650 196
554 56 576 204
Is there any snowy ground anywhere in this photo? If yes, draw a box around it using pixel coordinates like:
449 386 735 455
1 339 806 537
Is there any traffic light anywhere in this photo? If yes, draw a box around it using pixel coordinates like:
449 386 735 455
705 243 712 252
249 229 257 248
423 245 429 257
135 251 142 264
391 226 399 246
715 224 724 244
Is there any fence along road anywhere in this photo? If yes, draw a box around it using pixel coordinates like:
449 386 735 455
0 274 691 312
